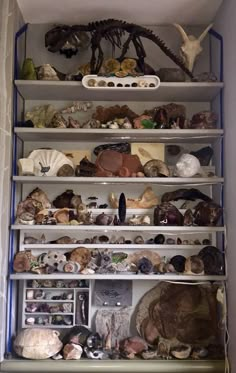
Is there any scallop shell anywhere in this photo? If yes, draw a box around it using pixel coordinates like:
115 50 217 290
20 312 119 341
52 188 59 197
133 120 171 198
28 149 74 176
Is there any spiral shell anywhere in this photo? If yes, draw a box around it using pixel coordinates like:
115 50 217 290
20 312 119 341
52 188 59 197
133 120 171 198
143 159 170 177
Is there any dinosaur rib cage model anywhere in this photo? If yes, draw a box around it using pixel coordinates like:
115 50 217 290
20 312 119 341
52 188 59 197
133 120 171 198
45 19 194 78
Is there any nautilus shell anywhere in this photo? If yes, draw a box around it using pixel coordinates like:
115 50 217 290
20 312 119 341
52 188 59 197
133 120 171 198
28 149 74 176
143 159 170 177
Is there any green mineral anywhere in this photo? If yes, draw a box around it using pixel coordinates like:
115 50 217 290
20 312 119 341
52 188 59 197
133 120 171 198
20 58 37 80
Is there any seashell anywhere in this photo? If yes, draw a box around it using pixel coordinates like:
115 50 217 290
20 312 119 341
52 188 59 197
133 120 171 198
54 208 70 224
170 255 186 272
134 236 144 244
82 119 101 129
138 80 146 88
198 246 224 275
184 255 204 275
87 79 96 87
103 58 121 74
95 213 113 225
25 317 35 325
143 159 170 177
14 329 63 359
174 154 201 177
121 58 137 72
28 149 74 177
137 257 153 274
171 345 191 359
18 158 35 176
154 234 165 244
122 121 133 129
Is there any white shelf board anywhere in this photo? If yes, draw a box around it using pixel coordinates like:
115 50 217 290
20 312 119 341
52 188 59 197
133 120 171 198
22 244 208 250
13 176 224 185
15 80 224 102
24 312 73 315
11 273 226 281
11 224 226 232
14 128 224 143
16 0 223 25
0 358 226 373
25 299 74 302
23 324 73 328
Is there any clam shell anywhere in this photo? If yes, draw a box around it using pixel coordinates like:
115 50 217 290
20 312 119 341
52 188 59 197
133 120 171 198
28 149 74 176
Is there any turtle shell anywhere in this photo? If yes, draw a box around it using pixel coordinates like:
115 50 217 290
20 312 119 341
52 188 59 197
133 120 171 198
198 246 224 275
14 328 62 359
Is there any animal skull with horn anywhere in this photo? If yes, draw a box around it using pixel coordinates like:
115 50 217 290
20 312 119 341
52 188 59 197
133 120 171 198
174 24 213 72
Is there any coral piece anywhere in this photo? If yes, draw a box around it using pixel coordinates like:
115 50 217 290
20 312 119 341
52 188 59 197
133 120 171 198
190 111 218 129
184 255 204 275
193 201 222 226
37 64 59 80
109 187 158 209
69 248 91 270
92 105 138 124
76 157 97 177
53 190 75 208
120 337 148 359
63 343 83 360
14 329 62 359
143 159 170 177
28 188 51 209
21 58 37 80
25 105 57 128
154 203 184 226
198 246 224 275
174 154 201 177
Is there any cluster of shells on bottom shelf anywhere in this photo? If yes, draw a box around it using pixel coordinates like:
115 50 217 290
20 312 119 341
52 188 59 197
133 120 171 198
16 187 223 227
13 243 224 276
14 281 225 361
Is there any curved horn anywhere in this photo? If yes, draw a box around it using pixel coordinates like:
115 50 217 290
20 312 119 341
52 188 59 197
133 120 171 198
174 23 189 42
198 23 213 42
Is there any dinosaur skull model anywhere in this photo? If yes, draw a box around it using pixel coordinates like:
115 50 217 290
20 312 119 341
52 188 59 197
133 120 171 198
174 24 213 72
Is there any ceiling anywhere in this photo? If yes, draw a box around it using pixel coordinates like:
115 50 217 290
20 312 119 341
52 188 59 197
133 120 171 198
17 0 223 25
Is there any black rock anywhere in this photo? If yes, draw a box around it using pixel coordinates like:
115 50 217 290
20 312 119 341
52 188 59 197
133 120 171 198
170 255 186 272
154 234 165 244
190 146 213 166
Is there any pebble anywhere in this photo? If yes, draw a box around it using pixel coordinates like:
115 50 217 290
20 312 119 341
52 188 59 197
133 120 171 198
166 238 175 244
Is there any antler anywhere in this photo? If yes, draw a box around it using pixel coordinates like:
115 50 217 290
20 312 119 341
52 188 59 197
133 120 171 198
174 24 189 42
198 23 213 42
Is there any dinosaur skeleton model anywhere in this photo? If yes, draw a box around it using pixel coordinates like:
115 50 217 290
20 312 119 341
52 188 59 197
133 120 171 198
45 19 194 78
174 23 213 72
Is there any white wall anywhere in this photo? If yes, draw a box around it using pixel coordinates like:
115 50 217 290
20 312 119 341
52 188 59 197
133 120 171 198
214 0 236 371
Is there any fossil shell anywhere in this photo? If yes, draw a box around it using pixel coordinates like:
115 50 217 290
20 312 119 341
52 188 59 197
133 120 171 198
174 154 201 177
28 149 74 177
143 159 170 177
14 329 63 359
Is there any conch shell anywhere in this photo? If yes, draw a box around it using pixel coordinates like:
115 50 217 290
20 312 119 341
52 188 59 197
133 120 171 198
109 187 158 209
